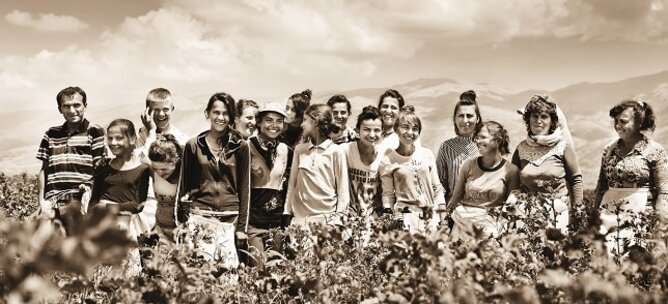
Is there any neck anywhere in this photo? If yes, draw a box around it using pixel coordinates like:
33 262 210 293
311 133 326 146
396 143 415 156
622 133 643 148
258 133 277 144
112 151 133 164
65 120 83 133
357 141 376 155
480 153 502 169
156 124 169 133
383 125 394 135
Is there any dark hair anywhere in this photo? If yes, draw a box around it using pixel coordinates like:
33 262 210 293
523 95 559 135
460 90 476 102
453 90 482 136
145 88 172 107
107 119 137 146
355 105 384 130
57 86 87 107
393 105 422 134
206 92 236 126
305 104 340 137
289 89 312 123
235 99 259 117
609 99 656 132
148 134 182 165
476 121 510 155
327 94 352 113
377 89 405 109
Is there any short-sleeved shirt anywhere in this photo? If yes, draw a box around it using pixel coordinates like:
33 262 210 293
36 119 105 202
344 142 383 214
454 157 519 209
90 163 151 214
596 136 668 202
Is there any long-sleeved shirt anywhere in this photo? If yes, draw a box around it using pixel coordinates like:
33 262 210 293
512 139 583 206
379 147 446 211
89 162 150 213
177 130 251 233
448 157 520 209
284 139 350 219
436 136 479 201
249 136 293 228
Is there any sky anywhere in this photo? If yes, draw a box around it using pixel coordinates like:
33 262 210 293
1 0 668 112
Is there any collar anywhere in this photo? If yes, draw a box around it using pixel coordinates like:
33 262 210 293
60 119 90 136
615 135 649 156
308 139 334 151
195 130 214 158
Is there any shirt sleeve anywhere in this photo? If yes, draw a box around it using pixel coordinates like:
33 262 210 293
505 163 521 197
594 145 611 209
283 144 303 215
235 142 251 233
90 125 106 172
119 166 151 213
36 131 50 161
650 144 668 214
435 142 450 199
379 155 396 209
563 143 583 207
334 145 350 213
427 149 446 207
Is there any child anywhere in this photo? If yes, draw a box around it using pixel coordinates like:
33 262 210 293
234 99 259 140
327 94 358 144
147 134 182 241
138 88 188 148
345 106 384 217
89 119 150 236
282 89 312 148
284 104 350 226
248 102 293 260
379 106 445 234
37 86 105 232
177 92 250 268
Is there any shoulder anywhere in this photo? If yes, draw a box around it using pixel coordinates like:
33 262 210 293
419 147 436 160
44 125 63 137
504 159 520 173
460 157 477 170
644 139 667 160
87 123 106 136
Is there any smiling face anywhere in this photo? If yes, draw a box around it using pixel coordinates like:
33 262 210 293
379 97 400 129
529 111 552 136
614 107 640 141
357 118 383 147
300 115 317 139
206 100 231 133
58 93 86 125
331 102 350 129
107 125 135 157
475 126 498 156
455 104 478 137
259 112 285 141
152 161 177 180
235 106 258 139
396 119 420 147
148 98 174 132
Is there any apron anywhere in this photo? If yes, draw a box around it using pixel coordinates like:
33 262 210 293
451 205 502 241
599 187 649 255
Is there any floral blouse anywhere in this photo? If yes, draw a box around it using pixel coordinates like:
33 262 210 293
595 136 668 204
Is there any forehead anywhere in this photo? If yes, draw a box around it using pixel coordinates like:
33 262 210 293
618 107 635 118
107 126 125 135
241 106 258 115
360 118 382 128
148 98 173 109
60 93 85 106
381 97 399 107
331 103 348 111
477 126 490 136
209 100 228 112
262 112 284 120
456 104 477 115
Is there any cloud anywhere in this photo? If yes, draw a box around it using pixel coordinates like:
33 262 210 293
5 9 89 33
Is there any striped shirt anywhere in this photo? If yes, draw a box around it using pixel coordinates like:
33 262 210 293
436 136 479 201
36 119 105 202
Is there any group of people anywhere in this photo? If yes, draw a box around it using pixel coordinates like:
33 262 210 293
36 86 668 268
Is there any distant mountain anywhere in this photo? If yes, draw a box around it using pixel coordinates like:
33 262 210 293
3 72 668 190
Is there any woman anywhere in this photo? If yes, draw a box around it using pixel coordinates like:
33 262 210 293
345 106 385 217
437 90 482 201
511 96 582 233
448 121 520 241
379 106 445 234
595 100 668 255
377 89 404 151
247 102 293 259
283 89 312 148
234 99 259 140
284 104 349 226
177 92 250 268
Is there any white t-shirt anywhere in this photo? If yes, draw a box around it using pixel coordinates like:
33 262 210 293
344 142 384 215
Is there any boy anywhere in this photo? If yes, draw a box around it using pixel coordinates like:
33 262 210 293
326 94 358 144
37 86 105 227
138 88 189 148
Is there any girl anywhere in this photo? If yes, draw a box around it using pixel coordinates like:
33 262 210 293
284 104 350 226
248 102 293 259
448 121 520 241
436 90 482 201
283 89 312 148
147 134 182 241
235 99 259 140
177 92 250 268
345 105 385 217
379 106 445 234
90 119 150 237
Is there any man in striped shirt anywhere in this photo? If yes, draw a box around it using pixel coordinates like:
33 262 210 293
37 87 105 227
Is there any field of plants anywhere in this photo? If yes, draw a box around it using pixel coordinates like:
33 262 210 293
2 172 668 303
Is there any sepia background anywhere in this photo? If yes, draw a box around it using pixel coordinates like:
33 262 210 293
1 0 668 188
